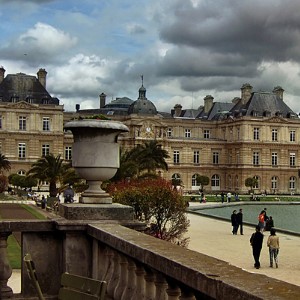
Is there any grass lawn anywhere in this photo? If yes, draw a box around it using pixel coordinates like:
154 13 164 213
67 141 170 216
7 235 21 269
1 203 47 269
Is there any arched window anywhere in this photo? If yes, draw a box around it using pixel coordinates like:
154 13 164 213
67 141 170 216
253 176 259 189
171 173 181 186
192 174 199 187
211 174 220 191
289 176 296 189
228 175 232 189
235 175 239 188
18 170 26 176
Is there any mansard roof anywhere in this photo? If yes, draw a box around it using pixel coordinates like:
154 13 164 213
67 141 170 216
231 92 297 118
0 72 59 105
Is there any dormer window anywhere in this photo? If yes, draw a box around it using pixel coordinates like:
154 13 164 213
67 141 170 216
11 95 19 103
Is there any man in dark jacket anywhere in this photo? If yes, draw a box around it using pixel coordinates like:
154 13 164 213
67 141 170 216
250 225 264 269
236 208 243 235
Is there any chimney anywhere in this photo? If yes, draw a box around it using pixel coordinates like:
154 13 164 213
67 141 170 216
204 95 214 113
99 92 106 108
174 104 182 117
75 104 80 112
241 83 253 105
273 86 284 100
0 66 5 84
37 68 47 88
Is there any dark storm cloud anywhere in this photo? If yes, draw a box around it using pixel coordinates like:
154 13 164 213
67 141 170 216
158 0 300 79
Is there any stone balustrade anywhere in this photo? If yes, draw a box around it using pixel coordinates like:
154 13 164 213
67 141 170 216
1 219 300 299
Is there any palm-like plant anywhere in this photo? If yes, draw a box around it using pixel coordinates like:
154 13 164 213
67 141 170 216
27 154 68 197
0 153 11 173
112 140 169 181
135 140 169 174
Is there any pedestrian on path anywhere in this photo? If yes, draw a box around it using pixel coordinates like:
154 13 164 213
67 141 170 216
258 210 266 232
236 208 243 235
231 210 238 235
267 228 279 268
227 191 232 203
250 225 264 269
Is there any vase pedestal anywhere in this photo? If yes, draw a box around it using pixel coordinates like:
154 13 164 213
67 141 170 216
59 203 134 221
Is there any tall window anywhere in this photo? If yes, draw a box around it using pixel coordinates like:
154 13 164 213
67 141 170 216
19 116 26 131
65 146 72 160
271 152 278 166
192 174 199 187
43 117 50 131
289 176 296 189
272 129 278 141
253 176 259 189
42 144 50 157
212 152 219 164
290 130 296 142
173 150 180 164
290 153 296 167
193 150 200 164
167 128 172 137
185 129 191 138
18 143 26 158
204 130 210 139
253 152 259 166
0 115 2 129
271 176 278 189
211 174 220 187
253 127 260 140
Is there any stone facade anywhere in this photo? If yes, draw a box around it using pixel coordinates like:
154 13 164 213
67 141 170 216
1 67 300 194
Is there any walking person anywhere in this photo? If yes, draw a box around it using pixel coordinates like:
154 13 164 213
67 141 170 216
231 210 238 235
258 210 266 232
236 208 243 235
221 192 225 203
267 228 279 268
250 225 264 269
227 191 232 203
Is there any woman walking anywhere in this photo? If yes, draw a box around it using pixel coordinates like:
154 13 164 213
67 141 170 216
267 228 280 268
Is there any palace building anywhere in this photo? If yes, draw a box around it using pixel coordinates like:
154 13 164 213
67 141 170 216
1 67 300 194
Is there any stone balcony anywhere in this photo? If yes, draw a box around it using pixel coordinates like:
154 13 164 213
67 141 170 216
1 218 300 300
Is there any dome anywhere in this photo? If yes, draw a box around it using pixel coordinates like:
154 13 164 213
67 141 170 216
128 98 157 115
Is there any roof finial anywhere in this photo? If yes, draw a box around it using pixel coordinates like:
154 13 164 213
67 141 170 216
141 74 144 86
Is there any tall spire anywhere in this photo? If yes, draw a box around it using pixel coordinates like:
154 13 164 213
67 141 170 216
138 75 147 100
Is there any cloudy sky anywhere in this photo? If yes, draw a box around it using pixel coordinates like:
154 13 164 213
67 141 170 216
1 0 300 113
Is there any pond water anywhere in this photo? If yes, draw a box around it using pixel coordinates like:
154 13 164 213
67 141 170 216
192 203 300 234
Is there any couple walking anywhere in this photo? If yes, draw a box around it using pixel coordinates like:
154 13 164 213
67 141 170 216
231 209 243 235
250 226 280 269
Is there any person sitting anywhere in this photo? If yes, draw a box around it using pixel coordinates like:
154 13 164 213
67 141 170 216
63 185 74 203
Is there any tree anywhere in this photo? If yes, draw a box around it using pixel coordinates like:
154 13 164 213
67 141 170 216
27 154 76 197
245 177 258 193
0 174 8 193
0 153 11 173
196 175 210 190
109 178 190 246
135 140 169 174
112 140 169 181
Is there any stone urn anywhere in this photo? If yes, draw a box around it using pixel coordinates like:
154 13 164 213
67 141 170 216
64 119 129 204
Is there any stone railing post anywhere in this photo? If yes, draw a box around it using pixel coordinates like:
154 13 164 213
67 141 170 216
114 254 128 299
133 263 145 300
0 232 13 299
144 269 156 300
121 258 136 300
107 249 119 297
154 272 168 300
166 284 181 300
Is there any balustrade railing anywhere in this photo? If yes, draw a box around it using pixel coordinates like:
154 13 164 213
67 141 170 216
1 219 300 299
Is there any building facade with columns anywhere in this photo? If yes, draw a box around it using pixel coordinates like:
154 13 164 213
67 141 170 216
1 67 300 194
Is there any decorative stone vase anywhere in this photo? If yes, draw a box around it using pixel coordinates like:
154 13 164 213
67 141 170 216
64 119 129 204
